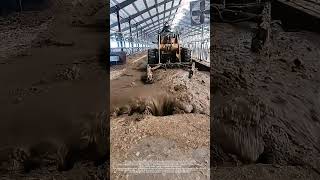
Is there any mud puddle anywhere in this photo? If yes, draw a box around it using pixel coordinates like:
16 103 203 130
110 54 168 114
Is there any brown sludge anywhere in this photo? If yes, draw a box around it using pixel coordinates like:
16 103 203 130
110 53 210 179
0 0 108 179
211 19 320 179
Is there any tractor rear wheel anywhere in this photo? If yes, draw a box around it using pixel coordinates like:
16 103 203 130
181 48 191 62
148 49 158 64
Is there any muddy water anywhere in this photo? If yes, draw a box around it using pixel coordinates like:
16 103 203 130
110 54 168 112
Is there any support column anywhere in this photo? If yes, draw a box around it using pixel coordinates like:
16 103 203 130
141 28 143 49
116 6 123 51
136 24 139 52
201 24 204 61
128 17 133 49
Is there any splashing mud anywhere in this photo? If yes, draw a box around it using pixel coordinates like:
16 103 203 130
214 96 270 163
112 93 196 117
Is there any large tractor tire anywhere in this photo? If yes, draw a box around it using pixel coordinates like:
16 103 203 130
181 47 192 63
148 49 158 64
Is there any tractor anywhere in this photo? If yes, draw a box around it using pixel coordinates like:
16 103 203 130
145 23 195 83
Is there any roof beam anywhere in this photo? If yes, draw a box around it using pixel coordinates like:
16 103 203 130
129 16 203 40
121 4 180 33
110 0 175 29
143 0 155 26
155 0 160 30
163 0 167 25
168 0 175 18
110 0 139 14
132 3 146 24
146 16 175 35
169 0 182 25
133 13 175 35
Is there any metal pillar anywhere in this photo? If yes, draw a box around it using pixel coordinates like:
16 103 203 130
158 34 161 64
201 24 204 61
144 33 147 48
141 28 143 49
116 6 123 51
128 17 133 49
136 24 139 52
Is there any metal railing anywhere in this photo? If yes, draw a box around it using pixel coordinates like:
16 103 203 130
110 47 149 56
110 31 153 56
180 26 210 62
